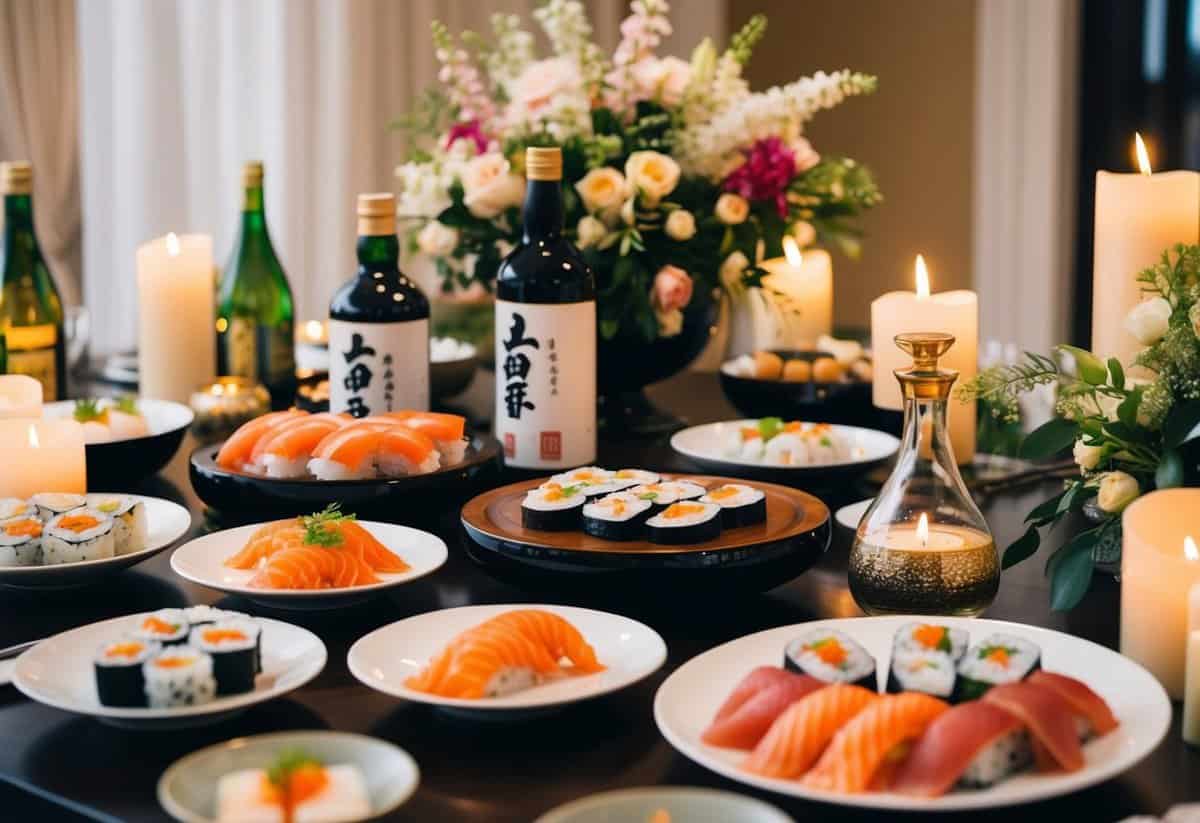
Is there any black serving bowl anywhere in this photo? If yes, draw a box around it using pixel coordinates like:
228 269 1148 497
719 349 878 428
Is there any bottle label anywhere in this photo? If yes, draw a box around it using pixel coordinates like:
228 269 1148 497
4 324 57 400
494 299 596 469
329 318 429 417
225 318 295 385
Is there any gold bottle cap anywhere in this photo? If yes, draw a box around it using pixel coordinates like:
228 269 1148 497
526 147 562 181
1 162 32 195
242 161 264 188
357 192 396 236
894 332 958 400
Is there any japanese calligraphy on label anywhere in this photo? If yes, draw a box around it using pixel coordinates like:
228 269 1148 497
329 318 429 418
494 298 595 469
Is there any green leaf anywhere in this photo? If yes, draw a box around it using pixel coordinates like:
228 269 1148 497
1164 401 1200 448
1003 526 1041 569
1060 345 1108 385
599 318 619 339
1108 358 1125 390
1049 531 1097 611
1157 449 1185 489
1019 417 1078 460
1055 482 1085 517
1117 388 1142 428
1025 490 1066 524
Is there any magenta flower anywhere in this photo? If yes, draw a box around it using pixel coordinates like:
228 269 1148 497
722 137 797 219
445 120 489 155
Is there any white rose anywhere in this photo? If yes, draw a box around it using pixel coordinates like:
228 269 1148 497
664 209 697 241
1097 471 1139 513
1125 297 1172 346
715 192 749 225
576 216 607 249
624 150 680 205
791 220 817 248
631 56 693 107
416 221 459 257
620 197 636 226
395 161 451 218
1073 439 1102 472
655 307 684 338
719 251 750 291
509 57 585 118
575 167 627 217
460 153 525 219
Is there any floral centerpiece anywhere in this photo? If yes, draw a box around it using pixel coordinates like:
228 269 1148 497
393 0 880 396
960 244 1200 610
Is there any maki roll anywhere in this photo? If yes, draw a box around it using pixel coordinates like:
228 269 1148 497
183 605 243 626
628 481 709 513
547 467 616 497
582 493 653 541
189 619 261 695
143 647 217 708
0 516 43 567
955 633 1041 702
612 468 660 486
42 509 115 565
783 628 876 689
30 492 86 521
893 622 968 661
86 494 147 556
0 498 34 521
887 649 957 699
94 638 159 707
521 483 587 531
645 502 722 545
700 483 767 528
132 609 191 646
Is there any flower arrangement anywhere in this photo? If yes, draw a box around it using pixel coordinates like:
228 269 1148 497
393 0 881 344
959 244 1200 610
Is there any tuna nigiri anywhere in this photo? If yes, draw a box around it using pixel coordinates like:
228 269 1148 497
743 684 878 779
1026 670 1119 737
215 410 305 471
702 670 825 750
982 682 1084 772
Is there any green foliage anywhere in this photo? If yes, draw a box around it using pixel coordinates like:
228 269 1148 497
727 14 768 65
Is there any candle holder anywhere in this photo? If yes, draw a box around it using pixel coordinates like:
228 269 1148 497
190 377 270 445
849 332 998 616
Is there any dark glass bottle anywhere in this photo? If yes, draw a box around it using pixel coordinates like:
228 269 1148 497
328 193 430 418
0 162 66 399
494 146 597 468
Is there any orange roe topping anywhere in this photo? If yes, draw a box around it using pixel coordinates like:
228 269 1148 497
784 421 803 432
985 647 1010 666
741 427 761 440
141 616 179 635
913 624 947 650
57 514 101 532
662 503 706 519
202 628 248 644
807 638 848 666
544 487 564 502
707 486 740 500
153 655 195 669
4 518 41 537
105 642 144 659
258 764 330 820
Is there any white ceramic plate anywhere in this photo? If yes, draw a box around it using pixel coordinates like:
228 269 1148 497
835 498 873 531
348 604 667 712
0 495 192 589
158 730 419 823
13 612 326 728
535 786 794 823
654 616 1170 812
170 520 448 610
43 398 195 442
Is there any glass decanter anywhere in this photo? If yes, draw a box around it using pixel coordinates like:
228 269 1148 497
849 332 998 616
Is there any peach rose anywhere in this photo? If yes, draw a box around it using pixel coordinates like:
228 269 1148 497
575 167 628 217
625 150 681 205
652 265 694 312
460 153 525 219
792 137 821 173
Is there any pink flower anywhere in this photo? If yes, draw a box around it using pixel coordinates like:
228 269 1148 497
722 137 799 219
652 265 694 312
445 121 488 155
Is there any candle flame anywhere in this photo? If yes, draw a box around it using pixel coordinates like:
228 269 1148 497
783 236 803 267
1135 133 1152 176
1186 536 1199 561
914 254 930 299
166 232 181 257
305 320 325 340
26 423 38 449
916 512 929 547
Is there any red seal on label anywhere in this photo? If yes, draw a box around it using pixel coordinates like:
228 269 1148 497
503 432 516 459
539 431 562 461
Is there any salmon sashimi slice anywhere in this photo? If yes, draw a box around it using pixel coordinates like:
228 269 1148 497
247 544 381 590
982 682 1084 772
743 684 879 779
801 692 949 793
711 666 807 725
702 675 825 750
1026 671 1118 737
889 701 1025 797
224 508 410 578
215 410 305 470
341 521 410 572
224 520 301 569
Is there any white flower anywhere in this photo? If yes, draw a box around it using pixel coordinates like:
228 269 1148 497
624 150 680 205
395 161 452 219
664 209 697 241
505 56 592 140
460 153 525 219
631 56 692 106
1097 471 1139 513
576 215 607 249
1125 297 1172 346
791 137 821 173
655 307 684 337
574 167 627 217
715 192 749 225
719 251 750 290
620 197 636 226
416 221 459 257
1073 439 1102 472
791 220 816 248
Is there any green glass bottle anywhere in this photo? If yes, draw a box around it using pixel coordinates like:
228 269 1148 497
0 162 66 399
217 161 297 409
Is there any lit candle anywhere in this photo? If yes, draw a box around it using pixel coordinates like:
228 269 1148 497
0 419 86 497
757 237 833 348
1121 489 1200 698
871 255 978 464
877 514 969 551
1092 134 1199 365
295 319 330 374
1185 577 1200 744
136 232 216 403
0 375 42 419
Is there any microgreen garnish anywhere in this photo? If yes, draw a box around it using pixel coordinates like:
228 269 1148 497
267 748 323 789
301 504 356 547
115 395 140 415
758 416 785 441
73 398 106 423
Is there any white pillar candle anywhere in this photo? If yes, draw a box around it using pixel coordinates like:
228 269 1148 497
1092 134 1199 365
871 255 977 464
0 375 42 419
1120 489 1200 699
0 419 86 497
136 233 216 403
1186 585 1200 744
758 239 833 349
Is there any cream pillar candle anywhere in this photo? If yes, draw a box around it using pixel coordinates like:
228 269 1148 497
871 255 977 464
1092 134 1200 365
758 238 833 348
136 233 216 403
0 419 85 497
1120 489 1200 699
1186 583 1200 743
0 375 42 419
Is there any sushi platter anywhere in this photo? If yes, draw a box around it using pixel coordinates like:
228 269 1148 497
654 616 1170 811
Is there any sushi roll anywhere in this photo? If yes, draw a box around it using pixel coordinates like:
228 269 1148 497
30 492 86 521
725 426 767 461
628 481 708 513
0 497 34 521
645 502 722 545
521 483 587 531
547 467 616 497
893 622 969 661
143 647 217 708
94 638 159 707
86 494 147 556
41 508 115 565
887 649 958 700
955 633 1041 702
189 619 261 696
132 609 191 646
183 605 244 626
0 516 43 567
700 483 767 528
784 628 877 689
582 493 653 541
612 468 660 486
764 432 810 466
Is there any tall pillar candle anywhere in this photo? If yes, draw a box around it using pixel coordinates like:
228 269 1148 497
136 233 217 403
871 255 977 464
0 419 86 496
1184 583 1200 744
757 238 833 349
1092 135 1199 365
0 374 42 419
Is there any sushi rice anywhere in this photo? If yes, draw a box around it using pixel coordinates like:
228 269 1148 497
888 649 957 699
521 483 588 531
42 508 115 565
30 492 86 521
958 729 1033 789
784 628 876 688
0 497 35 521
0 516 43 567
699 483 767 528
612 468 660 486
547 467 620 497
893 622 969 661
132 608 191 646
86 494 147 556
143 646 217 708
955 633 1041 701
189 618 261 696
645 501 723 544
582 492 653 540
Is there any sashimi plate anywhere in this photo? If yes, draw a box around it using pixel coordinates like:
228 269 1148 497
348 604 667 714
170 521 448 610
654 616 1169 812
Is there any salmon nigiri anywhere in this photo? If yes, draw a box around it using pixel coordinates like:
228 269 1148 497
743 684 878 779
306 421 392 480
376 426 440 476
249 413 349 478
387 411 468 465
215 410 306 471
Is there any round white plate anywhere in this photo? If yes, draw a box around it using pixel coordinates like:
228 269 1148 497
170 520 448 610
670 420 898 478
13 612 326 728
44 398 195 442
536 786 793 823
654 616 1170 812
0 495 192 589
158 730 419 823
835 498 873 531
348 604 667 712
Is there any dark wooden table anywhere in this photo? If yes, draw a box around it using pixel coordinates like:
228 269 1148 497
0 372 1193 822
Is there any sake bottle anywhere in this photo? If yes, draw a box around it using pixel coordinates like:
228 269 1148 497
494 147 597 468
216 161 297 409
0 162 66 399
328 193 430 418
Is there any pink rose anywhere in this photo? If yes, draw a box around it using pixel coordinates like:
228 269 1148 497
792 137 821 173
652 265 693 312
